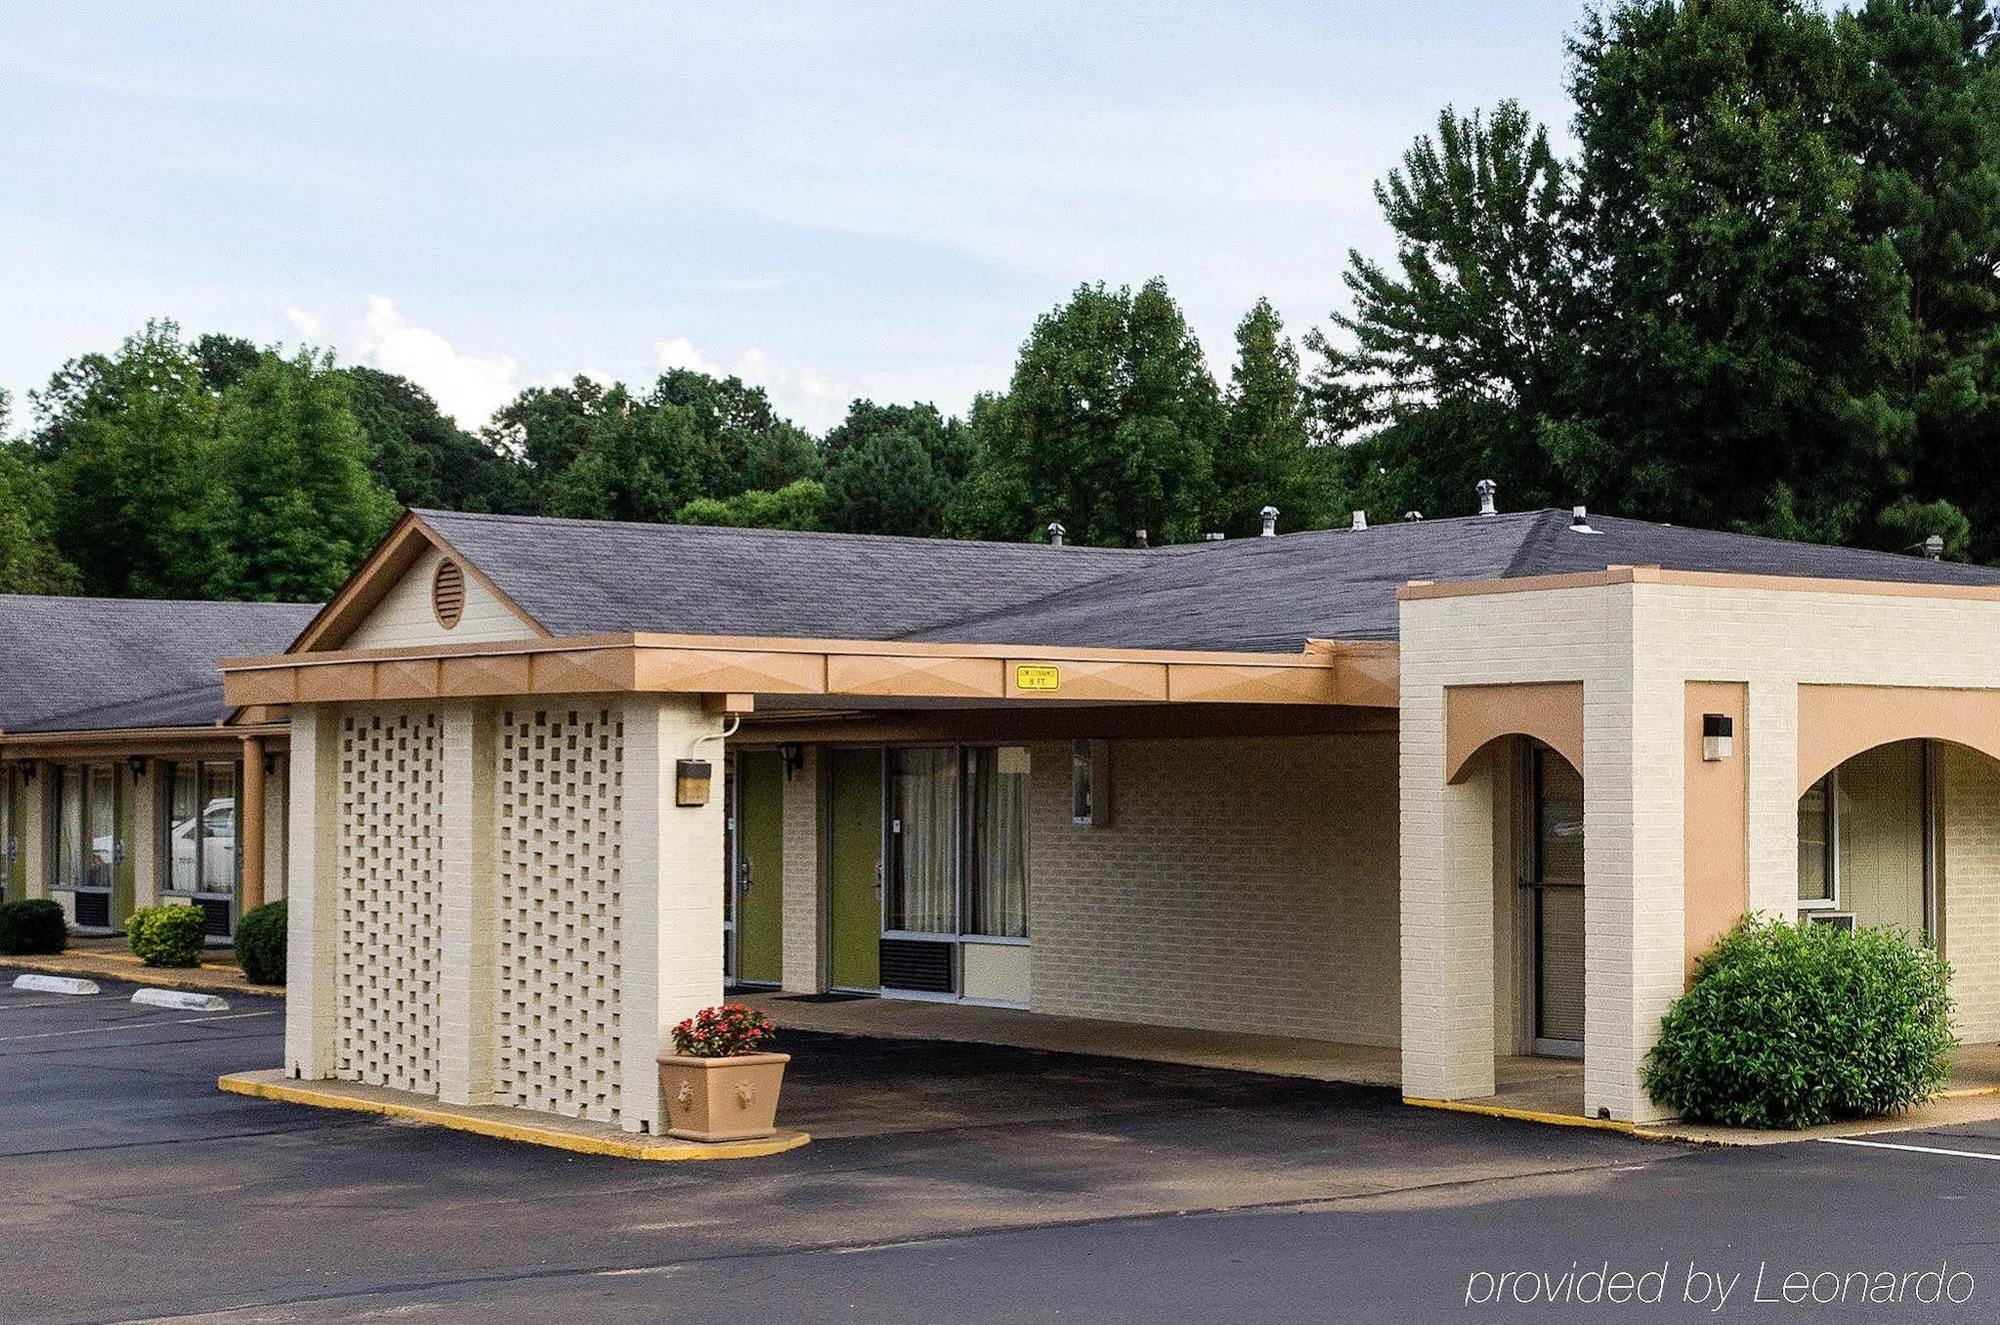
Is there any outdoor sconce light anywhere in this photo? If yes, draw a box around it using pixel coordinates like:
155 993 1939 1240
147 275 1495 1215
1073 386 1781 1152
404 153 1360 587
675 758 713 807
780 742 805 781
126 755 147 779
1701 713 1734 762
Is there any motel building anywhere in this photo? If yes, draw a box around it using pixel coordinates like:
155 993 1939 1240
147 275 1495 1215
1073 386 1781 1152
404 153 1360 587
0 595 314 939
16 492 2000 1132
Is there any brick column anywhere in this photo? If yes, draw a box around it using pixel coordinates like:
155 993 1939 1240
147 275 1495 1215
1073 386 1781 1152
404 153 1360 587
619 695 727 1133
130 762 159 908
239 736 266 913
781 745 824 994
21 763 48 901
1400 738 1498 1101
436 702 497 1106
285 706 342 1080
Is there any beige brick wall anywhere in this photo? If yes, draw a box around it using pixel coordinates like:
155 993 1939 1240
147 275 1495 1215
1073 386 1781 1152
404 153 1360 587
1028 733 1402 1046
1943 744 2000 1042
780 746 822 994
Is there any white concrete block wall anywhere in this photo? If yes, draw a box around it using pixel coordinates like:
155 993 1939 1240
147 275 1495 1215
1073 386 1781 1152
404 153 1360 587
780 745 822 994
617 695 726 1133
436 703 496 1107
1028 733 1402 1046
1943 744 2000 1042
286 707 341 1080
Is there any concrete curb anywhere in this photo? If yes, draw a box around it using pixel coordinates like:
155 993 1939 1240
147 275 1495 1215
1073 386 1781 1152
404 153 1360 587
11 973 100 996
134 988 229 1012
218 1070 812 1162
0 955 282 999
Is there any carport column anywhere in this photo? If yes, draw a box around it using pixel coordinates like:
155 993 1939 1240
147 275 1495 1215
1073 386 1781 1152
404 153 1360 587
285 705 342 1080
436 702 497 1106
781 745 824 993
620 694 728 1133
1400 688 1497 1101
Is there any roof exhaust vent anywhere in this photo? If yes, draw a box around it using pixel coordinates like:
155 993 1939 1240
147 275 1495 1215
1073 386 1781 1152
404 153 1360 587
1260 505 1280 537
1350 510 1368 532
1476 479 1498 516
1569 505 1599 535
1204 531 1226 542
1047 521 1065 548
1404 511 1424 522
1925 534 1944 561
1134 528 1148 549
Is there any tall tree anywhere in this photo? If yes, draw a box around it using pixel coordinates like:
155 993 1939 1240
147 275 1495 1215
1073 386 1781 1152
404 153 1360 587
346 366 527 513
0 391 79 594
1212 298 1337 535
34 321 215 596
189 348 400 601
1566 0 1905 540
1309 101 1577 522
546 391 725 523
821 400 969 536
959 279 1221 545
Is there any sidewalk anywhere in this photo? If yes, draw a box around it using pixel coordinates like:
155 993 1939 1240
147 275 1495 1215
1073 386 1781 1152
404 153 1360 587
4 935 278 998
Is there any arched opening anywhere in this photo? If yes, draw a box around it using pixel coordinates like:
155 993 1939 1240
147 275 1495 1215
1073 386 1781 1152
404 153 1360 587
1796 739 1933 937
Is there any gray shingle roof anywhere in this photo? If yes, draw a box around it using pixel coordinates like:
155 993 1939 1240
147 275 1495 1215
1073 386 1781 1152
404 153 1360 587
0 595 321 733
419 507 2000 655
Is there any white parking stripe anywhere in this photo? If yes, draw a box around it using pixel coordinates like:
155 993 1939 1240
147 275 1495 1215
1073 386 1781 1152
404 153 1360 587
1823 1136 2000 1162
0 1009 277 1043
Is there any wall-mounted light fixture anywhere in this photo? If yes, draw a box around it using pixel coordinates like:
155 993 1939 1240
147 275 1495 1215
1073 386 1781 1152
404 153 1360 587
1701 713 1734 762
780 742 805 781
675 758 714 807
126 755 147 780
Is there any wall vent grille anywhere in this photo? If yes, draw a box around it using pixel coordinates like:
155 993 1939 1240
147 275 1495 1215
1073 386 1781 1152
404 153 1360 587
431 558 466 629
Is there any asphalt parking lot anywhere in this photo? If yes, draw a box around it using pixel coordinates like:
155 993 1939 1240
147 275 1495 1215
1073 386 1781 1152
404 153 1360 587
7 971 2000 1323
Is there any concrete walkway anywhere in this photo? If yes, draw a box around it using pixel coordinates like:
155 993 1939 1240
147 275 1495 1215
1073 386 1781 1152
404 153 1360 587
740 990 1403 1086
5 935 277 998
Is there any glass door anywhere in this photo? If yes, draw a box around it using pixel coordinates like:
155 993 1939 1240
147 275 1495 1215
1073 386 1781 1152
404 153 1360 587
163 760 239 937
1523 743 1586 1057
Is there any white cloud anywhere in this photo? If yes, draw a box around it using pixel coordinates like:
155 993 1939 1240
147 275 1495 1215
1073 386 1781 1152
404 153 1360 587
355 297 521 427
656 335 850 431
283 306 323 341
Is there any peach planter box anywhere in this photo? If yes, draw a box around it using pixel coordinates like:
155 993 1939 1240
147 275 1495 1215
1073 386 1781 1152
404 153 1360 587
659 1052 790 1142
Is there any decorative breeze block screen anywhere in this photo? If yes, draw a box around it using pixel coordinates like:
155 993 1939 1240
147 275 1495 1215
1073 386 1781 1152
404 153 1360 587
495 708 626 1122
335 709 445 1093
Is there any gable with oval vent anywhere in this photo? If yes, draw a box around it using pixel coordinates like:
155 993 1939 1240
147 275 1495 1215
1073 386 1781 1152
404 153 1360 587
432 558 466 630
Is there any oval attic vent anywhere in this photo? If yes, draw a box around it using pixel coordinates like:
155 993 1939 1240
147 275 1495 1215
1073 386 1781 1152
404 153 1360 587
432 558 466 629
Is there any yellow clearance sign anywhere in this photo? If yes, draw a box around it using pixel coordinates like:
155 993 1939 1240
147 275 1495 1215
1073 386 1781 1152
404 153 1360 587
1014 664 1061 692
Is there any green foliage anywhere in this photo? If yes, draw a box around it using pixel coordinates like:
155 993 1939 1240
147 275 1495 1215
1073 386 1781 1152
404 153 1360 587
187 348 401 602
1213 299 1339 535
234 899 287 985
960 279 1222 546
1643 917 1957 1129
345 367 526 514
0 392 79 594
822 401 969 537
676 479 827 531
127 904 209 968
0 899 67 955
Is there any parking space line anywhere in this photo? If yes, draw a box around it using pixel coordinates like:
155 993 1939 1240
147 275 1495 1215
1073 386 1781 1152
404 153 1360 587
1823 1136 2000 1162
0 1009 278 1043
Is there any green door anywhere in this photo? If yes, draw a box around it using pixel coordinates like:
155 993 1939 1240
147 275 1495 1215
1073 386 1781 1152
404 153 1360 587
735 751 785 985
828 748 882 991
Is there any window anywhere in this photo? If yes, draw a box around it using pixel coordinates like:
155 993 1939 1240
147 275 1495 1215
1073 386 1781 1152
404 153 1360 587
49 763 118 892
1797 741 1932 934
885 745 1032 941
0 767 15 900
162 760 238 896
1798 779 1833 903
888 748 958 934
1532 747 1584 885
969 747 1030 938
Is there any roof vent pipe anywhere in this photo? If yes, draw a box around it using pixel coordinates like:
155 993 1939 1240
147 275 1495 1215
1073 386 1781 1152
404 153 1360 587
1404 510 1424 522
1134 528 1148 549
1260 505 1280 537
1204 531 1226 542
1570 505 1598 534
1925 534 1944 561
1350 510 1368 532
1047 521 1065 548
1476 479 1498 516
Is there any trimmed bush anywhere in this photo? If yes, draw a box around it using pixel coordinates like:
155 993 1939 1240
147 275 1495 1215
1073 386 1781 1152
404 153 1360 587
235 899 287 985
127 904 208 968
0 898 67 955
1643 916 1956 1129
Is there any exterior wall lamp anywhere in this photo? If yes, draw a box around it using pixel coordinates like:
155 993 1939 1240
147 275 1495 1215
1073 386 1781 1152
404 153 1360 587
1701 713 1734 762
675 759 713 807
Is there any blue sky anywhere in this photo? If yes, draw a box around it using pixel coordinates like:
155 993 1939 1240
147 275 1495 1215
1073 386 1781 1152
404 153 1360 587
1 3 1580 433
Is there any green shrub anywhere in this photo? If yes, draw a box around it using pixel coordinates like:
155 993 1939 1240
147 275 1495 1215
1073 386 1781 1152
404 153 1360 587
1643 916 1957 1128
235 899 287 985
0 899 67 955
127 904 208 968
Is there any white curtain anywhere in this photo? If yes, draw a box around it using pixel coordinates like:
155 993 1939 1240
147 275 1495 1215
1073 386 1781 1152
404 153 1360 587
893 749 956 933
970 747 1030 938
